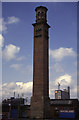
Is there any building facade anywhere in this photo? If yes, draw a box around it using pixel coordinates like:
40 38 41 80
55 86 70 99
50 99 79 119
2 97 28 119
30 6 50 119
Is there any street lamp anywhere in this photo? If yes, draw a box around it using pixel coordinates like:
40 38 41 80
8 103 11 118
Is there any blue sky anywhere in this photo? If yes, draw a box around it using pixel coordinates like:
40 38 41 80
1 2 77 100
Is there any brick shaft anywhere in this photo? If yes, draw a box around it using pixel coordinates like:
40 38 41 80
30 6 50 119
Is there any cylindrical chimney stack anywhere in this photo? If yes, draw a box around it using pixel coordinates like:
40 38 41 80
68 86 70 99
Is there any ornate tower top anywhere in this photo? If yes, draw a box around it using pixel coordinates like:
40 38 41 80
35 6 48 23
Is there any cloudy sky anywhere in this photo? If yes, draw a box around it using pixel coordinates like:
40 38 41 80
0 2 77 102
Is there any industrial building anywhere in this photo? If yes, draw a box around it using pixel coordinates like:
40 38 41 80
2 97 79 119
2 97 30 119
55 83 70 99
50 99 79 119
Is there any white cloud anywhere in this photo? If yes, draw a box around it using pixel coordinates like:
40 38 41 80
0 18 7 33
10 64 22 70
2 77 77 101
55 74 72 86
2 82 33 100
7 16 20 24
49 47 76 61
1 81 55 101
49 73 77 99
16 56 25 61
0 17 20 33
3 44 20 61
16 82 23 87
49 78 77 99
16 82 33 91
0 34 4 47
53 63 64 73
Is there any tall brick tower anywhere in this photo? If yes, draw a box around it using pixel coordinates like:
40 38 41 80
31 6 50 119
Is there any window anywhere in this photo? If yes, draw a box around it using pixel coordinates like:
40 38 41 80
42 11 44 15
38 12 40 16
35 28 42 32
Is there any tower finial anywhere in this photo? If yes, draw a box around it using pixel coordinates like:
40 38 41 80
58 82 60 90
35 6 48 23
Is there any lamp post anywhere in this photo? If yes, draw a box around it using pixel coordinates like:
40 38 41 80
8 103 11 118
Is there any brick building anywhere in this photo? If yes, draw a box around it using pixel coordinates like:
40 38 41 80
2 97 30 119
50 99 79 119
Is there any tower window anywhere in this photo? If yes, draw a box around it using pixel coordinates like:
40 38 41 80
35 28 42 32
42 11 44 15
35 34 42 37
38 12 40 16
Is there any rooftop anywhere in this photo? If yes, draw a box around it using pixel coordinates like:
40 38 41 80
50 99 78 105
